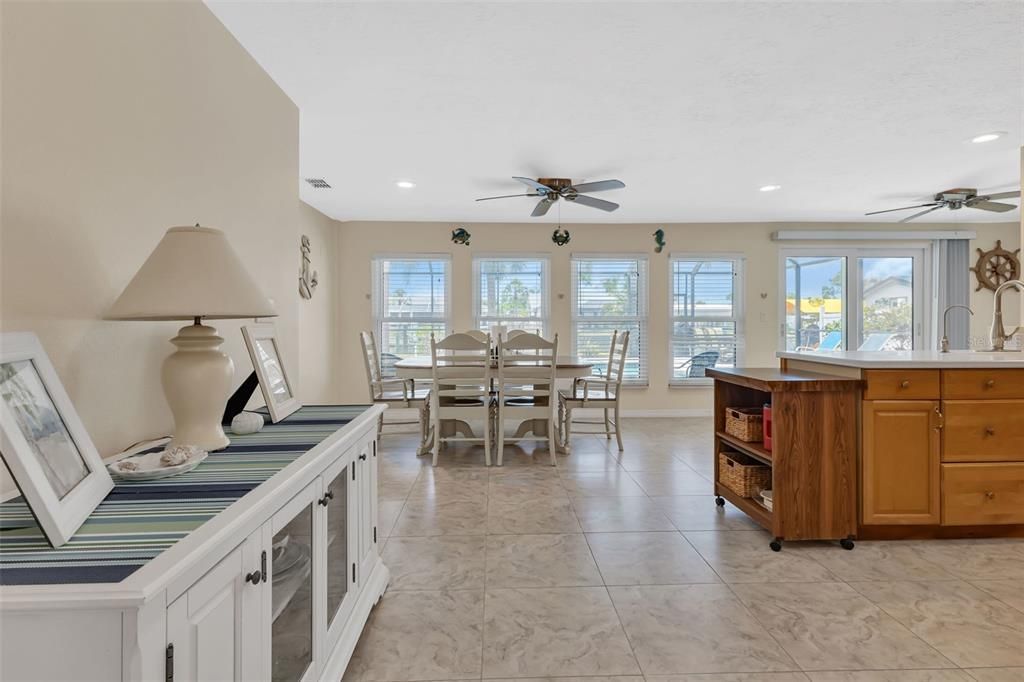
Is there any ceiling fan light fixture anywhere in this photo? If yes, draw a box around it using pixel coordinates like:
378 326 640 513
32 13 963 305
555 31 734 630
396 180 416 189
970 132 1005 144
759 184 782 192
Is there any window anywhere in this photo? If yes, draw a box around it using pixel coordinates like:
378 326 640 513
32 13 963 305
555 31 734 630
782 248 926 352
372 256 450 375
571 255 648 385
474 256 549 335
670 256 743 384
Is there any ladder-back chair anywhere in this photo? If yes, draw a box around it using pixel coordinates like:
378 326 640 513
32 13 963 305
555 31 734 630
495 332 559 466
429 332 494 466
559 330 629 452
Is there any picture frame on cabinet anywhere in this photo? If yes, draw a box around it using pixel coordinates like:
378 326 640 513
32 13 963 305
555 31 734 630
0 332 114 547
241 323 302 423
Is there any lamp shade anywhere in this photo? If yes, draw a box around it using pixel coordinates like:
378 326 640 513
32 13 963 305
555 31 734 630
107 225 276 321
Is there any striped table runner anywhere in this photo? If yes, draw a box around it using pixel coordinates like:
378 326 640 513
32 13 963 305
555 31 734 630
0 405 371 586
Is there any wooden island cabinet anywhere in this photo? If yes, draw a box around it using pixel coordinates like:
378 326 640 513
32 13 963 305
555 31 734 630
780 352 1024 540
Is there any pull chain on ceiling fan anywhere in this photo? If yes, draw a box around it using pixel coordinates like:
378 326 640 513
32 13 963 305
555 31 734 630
476 176 626 216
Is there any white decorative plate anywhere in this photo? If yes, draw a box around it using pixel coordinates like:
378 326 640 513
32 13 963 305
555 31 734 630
107 449 208 481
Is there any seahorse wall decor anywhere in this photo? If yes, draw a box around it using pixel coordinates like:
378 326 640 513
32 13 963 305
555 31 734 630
451 227 471 246
299 234 319 300
552 228 571 246
653 228 666 254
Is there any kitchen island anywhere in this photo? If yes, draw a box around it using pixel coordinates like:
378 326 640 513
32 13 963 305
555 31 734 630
779 351 1024 539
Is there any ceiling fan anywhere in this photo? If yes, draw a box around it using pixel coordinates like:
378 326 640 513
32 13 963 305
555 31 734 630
476 177 625 217
865 188 1020 222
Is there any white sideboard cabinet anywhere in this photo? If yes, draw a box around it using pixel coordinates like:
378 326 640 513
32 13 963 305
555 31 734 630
0 405 389 682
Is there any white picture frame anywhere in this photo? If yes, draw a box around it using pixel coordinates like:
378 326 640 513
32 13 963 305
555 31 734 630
241 323 301 423
0 332 113 547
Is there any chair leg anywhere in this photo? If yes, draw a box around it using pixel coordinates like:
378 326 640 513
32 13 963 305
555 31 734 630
603 408 612 440
496 403 505 467
613 401 624 452
563 406 573 454
431 405 440 467
484 404 492 467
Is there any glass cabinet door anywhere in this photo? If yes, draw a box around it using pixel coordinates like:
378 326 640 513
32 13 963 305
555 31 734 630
270 495 315 682
325 464 351 631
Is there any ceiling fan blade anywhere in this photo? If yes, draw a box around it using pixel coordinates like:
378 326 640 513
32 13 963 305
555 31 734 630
980 191 1020 200
568 194 619 212
570 179 625 194
513 176 551 194
531 198 554 217
968 200 1017 213
864 202 942 216
899 205 945 223
475 193 535 202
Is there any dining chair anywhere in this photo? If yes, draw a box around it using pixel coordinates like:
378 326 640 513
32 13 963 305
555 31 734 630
495 332 559 466
430 332 493 466
559 330 629 452
506 329 530 339
674 350 719 378
462 329 489 343
359 331 432 451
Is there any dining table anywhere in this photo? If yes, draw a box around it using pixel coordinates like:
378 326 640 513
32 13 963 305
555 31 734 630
392 355 596 455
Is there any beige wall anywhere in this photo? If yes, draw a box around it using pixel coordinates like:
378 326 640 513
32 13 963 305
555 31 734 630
334 220 1020 413
0 0 335 479
297 203 337 404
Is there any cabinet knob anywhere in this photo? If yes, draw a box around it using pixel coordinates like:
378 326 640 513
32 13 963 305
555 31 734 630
317 491 334 506
900 380 911 389
985 427 996 437
245 570 262 585
359 454 368 461
985 491 996 500
985 379 995 388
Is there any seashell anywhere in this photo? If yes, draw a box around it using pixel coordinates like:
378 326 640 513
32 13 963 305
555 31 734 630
160 444 203 467
118 460 140 471
231 411 265 435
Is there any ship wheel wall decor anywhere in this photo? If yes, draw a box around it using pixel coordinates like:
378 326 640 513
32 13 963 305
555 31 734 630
970 240 1021 292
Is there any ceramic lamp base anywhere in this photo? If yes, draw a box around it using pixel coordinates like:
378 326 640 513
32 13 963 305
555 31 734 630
162 323 233 451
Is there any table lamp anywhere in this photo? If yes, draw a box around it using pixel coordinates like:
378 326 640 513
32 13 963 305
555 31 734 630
107 225 276 450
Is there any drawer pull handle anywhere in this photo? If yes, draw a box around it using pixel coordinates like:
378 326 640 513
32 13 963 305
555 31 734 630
900 380 911 389
985 379 995 388
984 491 996 500
985 427 996 437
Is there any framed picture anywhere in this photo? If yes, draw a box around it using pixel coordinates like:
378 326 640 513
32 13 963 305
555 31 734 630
241 323 301 423
0 333 113 547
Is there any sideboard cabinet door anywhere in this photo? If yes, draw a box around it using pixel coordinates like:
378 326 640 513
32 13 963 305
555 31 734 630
356 437 379 583
862 400 941 525
166 535 264 681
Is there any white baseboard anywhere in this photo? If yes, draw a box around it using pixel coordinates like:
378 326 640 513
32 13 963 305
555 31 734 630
575 408 712 418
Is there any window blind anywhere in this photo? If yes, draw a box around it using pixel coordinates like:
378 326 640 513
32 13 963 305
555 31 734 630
571 256 648 385
372 256 450 375
474 257 549 336
671 257 742 382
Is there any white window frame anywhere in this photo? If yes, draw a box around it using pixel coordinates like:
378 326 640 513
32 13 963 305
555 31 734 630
472 254 551 336
668 253 745 387
570 253 649 387
371 254 452 369
778 245 932 353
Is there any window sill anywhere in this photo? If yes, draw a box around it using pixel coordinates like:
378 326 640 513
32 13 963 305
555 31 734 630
669 379 714 389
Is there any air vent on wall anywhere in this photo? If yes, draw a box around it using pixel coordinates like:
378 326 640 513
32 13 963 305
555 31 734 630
305 178 331 189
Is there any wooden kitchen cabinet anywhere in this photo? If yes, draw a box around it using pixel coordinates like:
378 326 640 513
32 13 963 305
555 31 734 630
862 400 941 525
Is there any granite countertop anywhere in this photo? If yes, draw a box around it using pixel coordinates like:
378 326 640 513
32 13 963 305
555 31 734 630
777 350 1024 369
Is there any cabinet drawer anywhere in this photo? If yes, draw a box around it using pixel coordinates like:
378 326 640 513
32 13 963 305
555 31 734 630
942 463 1024 525
863 370 940 400
942 369 1024 400
942 401 1024 462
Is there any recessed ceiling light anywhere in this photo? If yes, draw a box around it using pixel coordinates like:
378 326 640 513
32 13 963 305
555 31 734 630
396 180 416 189
759 184 782 192
970 131 1005 144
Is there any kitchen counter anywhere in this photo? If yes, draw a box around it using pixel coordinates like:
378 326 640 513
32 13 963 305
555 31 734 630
777 350 1024 369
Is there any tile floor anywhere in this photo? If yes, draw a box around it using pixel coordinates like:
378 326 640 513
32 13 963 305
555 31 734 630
342 418 1024 682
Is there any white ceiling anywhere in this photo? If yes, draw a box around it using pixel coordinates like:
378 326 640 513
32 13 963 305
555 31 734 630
206 1 1023 224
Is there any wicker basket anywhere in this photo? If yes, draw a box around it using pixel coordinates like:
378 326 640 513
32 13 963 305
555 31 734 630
724 407 764 442
718 451 772 498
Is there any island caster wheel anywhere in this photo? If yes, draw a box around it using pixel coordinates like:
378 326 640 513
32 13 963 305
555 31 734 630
769 538 783 552
715 496 726 507
840 537 855 550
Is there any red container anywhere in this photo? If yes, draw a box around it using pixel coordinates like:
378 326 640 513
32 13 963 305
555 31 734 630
762 404 773 451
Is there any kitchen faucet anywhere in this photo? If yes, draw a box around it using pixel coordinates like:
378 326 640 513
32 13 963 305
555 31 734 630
940 304 973 353
989 279 1024 351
